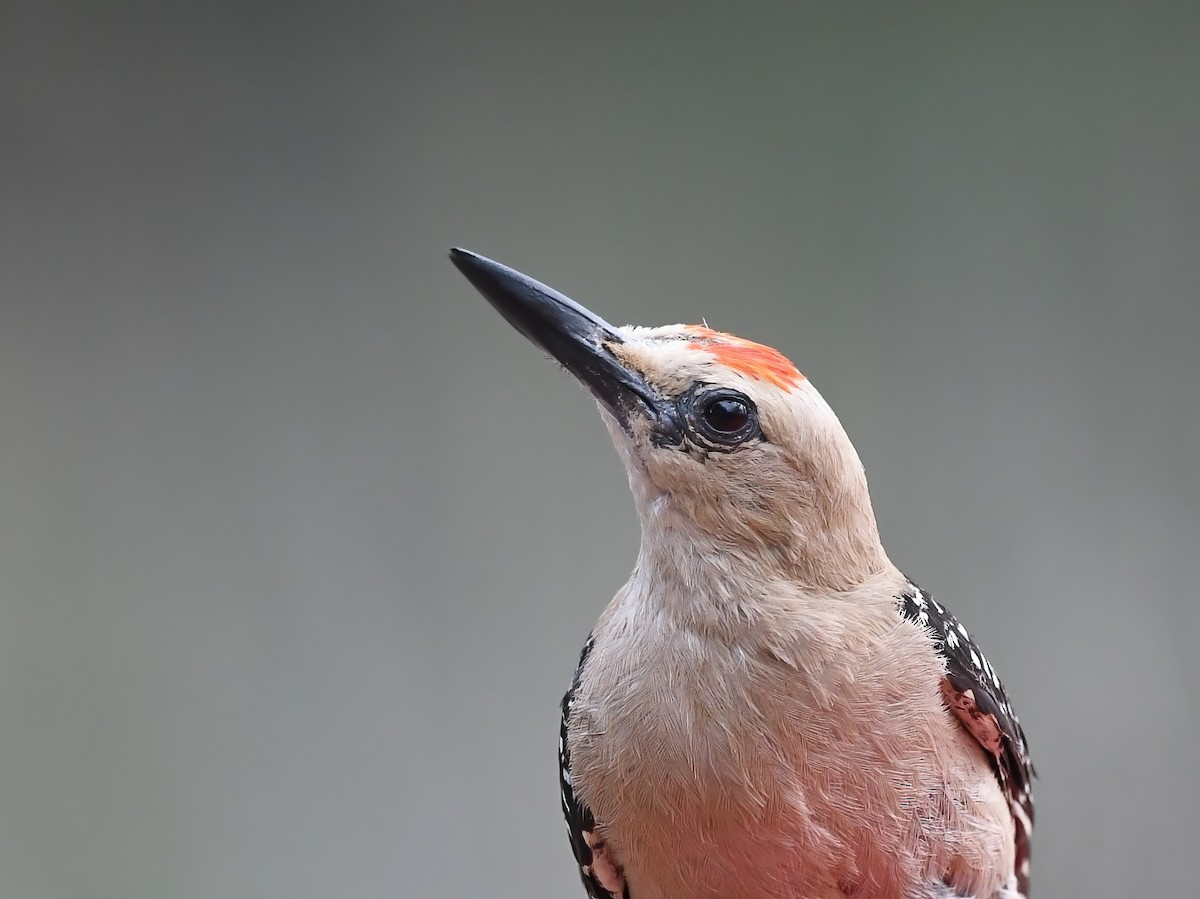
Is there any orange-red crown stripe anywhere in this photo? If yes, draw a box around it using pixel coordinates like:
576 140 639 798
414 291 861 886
685 326 804 390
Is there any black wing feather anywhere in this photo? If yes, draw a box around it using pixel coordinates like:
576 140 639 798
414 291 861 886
899 581 1036 897
560 635 628 899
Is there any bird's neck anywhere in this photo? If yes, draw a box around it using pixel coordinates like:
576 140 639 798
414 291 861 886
636 479 888 589
627 498 892 641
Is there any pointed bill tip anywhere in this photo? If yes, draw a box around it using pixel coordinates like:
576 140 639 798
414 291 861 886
448 247 503 289
447 247 676 439
448 248 512 293
447 246 476 267
447 245 614 353
448 247 570 321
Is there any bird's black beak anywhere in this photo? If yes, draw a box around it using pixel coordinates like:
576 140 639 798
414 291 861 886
450 248 677 439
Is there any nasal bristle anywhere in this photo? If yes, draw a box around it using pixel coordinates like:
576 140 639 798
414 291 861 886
685 326 804 390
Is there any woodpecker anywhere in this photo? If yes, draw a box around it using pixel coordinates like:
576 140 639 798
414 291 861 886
449 249 1035 899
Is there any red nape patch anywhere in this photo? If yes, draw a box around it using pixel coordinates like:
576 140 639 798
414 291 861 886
685 326 804 390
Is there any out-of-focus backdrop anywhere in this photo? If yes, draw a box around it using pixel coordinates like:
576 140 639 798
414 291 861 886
2 3 1197 897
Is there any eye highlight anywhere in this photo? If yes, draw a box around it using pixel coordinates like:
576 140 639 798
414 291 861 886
684 388 761 448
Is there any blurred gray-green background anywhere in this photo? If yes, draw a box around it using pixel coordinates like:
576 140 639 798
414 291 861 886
3 2 1198 897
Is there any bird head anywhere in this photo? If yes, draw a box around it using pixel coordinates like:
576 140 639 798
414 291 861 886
451 249 887 590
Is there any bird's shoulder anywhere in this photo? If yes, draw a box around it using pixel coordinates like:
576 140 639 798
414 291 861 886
897 579 1035 896
560 634 628 899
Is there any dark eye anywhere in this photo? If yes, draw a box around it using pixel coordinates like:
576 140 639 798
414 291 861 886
702 397 750 434
687 389 760 447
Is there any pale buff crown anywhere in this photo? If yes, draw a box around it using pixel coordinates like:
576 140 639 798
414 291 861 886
598 323 890 593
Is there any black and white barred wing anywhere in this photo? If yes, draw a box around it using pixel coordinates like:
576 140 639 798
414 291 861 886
560 636 628 899
899 582 1036 897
